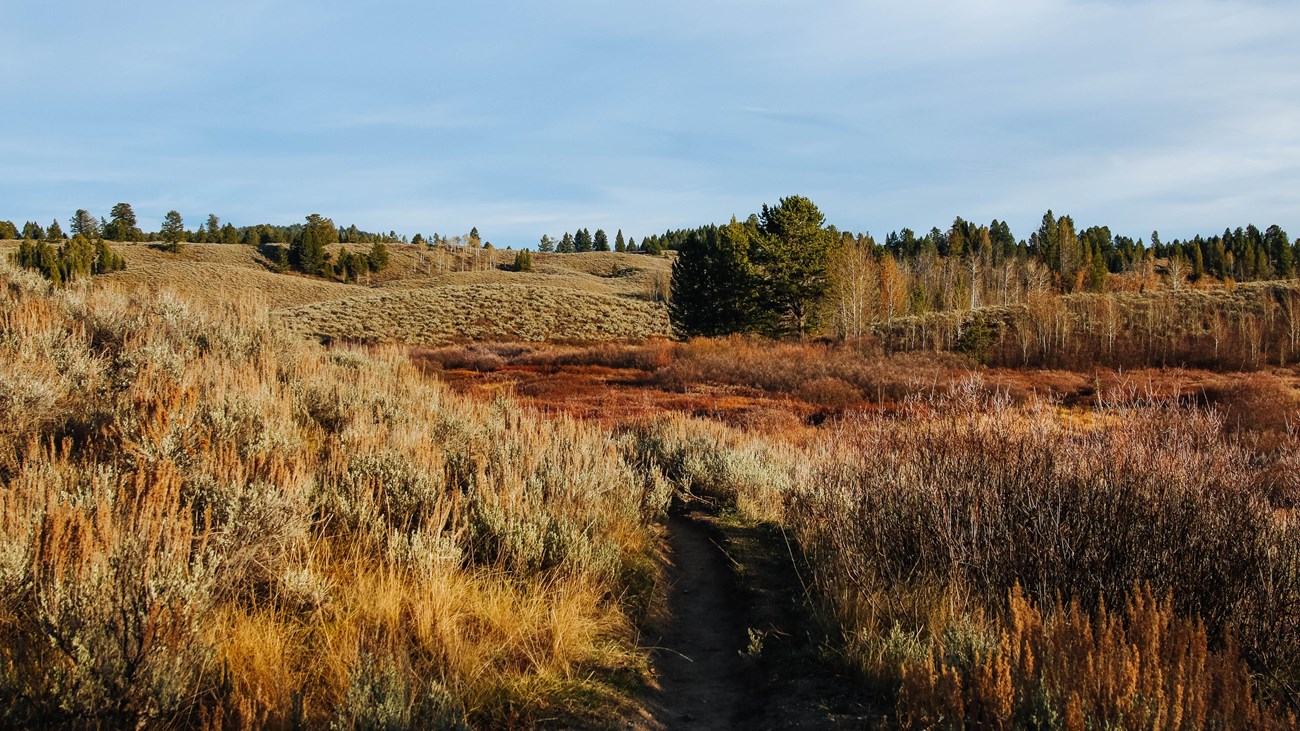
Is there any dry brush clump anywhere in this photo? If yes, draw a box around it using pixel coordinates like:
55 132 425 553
0 261 670 728
898 584 1289 730
786 385 1300 724
649 337 981 406
624 412 802 523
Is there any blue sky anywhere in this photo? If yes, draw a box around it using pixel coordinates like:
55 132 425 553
3 0 1299 246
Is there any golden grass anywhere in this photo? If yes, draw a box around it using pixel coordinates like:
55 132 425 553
0 259 667 727
898 584 1291 730
277 282 670 345
1 242 674 344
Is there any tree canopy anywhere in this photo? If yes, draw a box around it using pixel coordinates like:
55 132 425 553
290 213 336 275
160 211 185 252
669 195 834 338
104 203 143 242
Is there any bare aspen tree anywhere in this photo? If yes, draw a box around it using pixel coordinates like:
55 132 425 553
879 253 906 325
1167 254 1188 291
829 237 878 338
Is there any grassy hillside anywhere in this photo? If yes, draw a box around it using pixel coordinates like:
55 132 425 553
280 283 670 344
0 241 674 344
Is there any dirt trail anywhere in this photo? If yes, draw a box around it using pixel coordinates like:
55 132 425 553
644 514 748 729
635 512 877 730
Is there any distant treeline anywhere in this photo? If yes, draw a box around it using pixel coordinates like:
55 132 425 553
0 205 410 248
3 206 395 284
878 213 1296 287
878 281 1300 370
669 197 1300 348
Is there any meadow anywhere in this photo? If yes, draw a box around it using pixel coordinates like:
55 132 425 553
2 242 1300 728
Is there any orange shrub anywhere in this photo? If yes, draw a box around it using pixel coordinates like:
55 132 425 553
899 584 1292 729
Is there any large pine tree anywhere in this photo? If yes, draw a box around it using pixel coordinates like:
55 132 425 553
160 211 185 252
669 220 762 337
750 195 834 337
105 203 142 242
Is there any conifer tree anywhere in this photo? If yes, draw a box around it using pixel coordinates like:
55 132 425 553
538 234 555 253
368 241 390 272
575 228 593 252
160 211 185 252
45 219 65 240
750 195 834 336
94 238 126 273
13 240 61 284
670 221 759 337
291 213 335 275
594 229 610 251
514 249 533 272
1265 224 1293 278
105 203 142 241
615 229 626 252
70 209 100 239
59 234 95 279
557 232 576 253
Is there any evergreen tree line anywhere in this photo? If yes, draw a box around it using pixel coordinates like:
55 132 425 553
1 204 410 250
539 228 618 253
533 225 726 255
881 212 1297 290
267 214 390 281
10 235 125 285
670 199 1300 341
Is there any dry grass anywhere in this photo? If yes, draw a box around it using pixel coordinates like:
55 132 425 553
782 387 1300 723
1 242 674 345
898 584 1290 730
278 283 670 345
609 369 1299 724
0 260 668 728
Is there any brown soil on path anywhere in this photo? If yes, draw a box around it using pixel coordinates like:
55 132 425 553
631 512 879 731
642 514 749 730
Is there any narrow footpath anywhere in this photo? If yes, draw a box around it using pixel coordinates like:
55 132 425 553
637 510 878 730
644 514 748 729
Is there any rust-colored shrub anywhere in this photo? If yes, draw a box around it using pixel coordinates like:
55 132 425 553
794 376 861 406
899 585 1291 730
789 386 1300 711
1205 374 1299 435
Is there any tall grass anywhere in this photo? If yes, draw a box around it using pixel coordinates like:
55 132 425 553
787 386 1300 724
0 262 668 728
624 365 1299 724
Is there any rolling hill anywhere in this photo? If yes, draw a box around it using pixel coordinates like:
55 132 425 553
0 241 675 344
